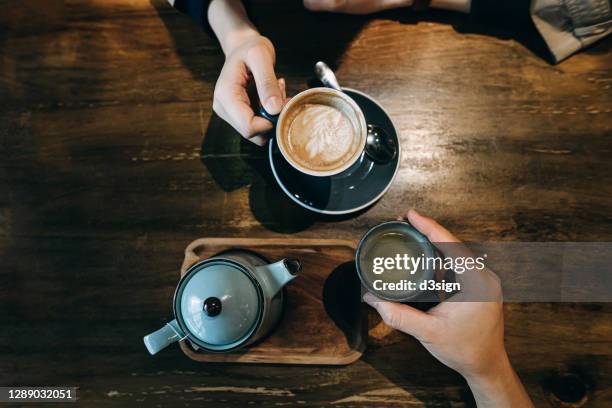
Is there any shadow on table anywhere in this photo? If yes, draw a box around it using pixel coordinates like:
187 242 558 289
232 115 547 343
200 113 372 233
200 112 315 233
322 261 475 406
360 294 476 406
374 8 552 63
363 340 477 407
320 261 473 407
323 261 367 353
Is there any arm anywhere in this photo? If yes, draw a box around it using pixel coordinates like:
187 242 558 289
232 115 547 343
169 0 286 145
303 0 611 63
208 0 258 55
363 209 534 408
303 0 471 15
465 354 533 408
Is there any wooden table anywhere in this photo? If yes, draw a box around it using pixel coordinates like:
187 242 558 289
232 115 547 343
1 0 611 406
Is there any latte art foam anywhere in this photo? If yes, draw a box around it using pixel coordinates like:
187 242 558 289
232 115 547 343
287 104 357 171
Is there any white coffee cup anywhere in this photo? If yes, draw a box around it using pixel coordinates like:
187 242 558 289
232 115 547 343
260 87 367 177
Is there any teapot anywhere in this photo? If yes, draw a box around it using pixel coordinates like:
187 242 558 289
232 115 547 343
144 250 301 354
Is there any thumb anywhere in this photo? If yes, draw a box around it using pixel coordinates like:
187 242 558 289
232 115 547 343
246 48 283 114
363 292 433 341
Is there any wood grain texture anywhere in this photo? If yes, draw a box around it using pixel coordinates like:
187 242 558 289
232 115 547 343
178 238 366 365
1 0 611 406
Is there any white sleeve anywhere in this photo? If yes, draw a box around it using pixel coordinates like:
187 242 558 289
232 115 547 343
531 0 611 62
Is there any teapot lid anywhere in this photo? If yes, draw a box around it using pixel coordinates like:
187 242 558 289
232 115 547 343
175 259 262 351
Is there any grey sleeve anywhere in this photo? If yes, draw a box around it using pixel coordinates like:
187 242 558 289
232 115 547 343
531 0 612 62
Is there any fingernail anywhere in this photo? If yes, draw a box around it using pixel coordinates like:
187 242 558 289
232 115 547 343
265 96 282 113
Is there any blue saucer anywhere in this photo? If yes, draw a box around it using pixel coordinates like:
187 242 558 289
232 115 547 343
269 88 400 215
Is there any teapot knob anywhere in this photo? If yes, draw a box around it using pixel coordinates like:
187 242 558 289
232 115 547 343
203 297 222 317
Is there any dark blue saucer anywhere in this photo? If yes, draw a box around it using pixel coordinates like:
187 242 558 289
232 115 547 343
269 88 400 215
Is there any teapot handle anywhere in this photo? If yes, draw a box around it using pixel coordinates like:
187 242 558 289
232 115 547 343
143 319 185 355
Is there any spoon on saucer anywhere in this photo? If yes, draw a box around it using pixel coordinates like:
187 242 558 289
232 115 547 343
315 61 397 164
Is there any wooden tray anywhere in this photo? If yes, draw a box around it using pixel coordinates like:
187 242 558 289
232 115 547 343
178 238 367 365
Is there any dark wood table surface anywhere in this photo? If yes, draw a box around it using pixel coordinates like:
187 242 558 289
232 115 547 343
2 0 611 406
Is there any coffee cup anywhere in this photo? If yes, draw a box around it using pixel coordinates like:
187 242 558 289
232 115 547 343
260 87 367 177
355 221 437 302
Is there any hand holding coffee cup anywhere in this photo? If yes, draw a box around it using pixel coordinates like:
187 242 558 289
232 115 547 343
212 33 287 146
360 211 533 408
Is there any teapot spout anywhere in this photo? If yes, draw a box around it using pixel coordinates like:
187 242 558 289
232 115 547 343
257 258 301 296
143 319 185 355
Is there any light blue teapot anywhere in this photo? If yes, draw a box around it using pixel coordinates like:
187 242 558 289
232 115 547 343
144 250 301 355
